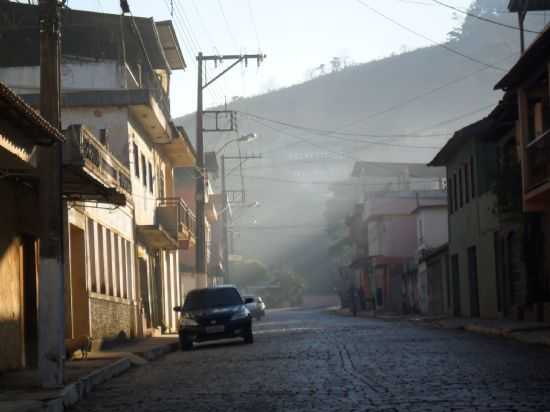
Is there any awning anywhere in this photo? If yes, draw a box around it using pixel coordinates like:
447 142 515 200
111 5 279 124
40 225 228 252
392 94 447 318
136 224 178 250
158 134 195 167
63 164 126 206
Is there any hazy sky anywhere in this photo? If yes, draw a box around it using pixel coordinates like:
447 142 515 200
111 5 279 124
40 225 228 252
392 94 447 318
66 0 474 116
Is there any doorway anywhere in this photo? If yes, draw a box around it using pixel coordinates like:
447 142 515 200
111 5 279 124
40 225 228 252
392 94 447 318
21 235 38 368
69 225 90 338
451 254 461 317
468 246 480 317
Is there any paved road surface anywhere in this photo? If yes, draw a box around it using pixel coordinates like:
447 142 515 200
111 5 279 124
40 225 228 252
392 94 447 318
71 308 550 411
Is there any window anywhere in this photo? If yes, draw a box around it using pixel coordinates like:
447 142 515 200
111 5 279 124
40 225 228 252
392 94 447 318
453 173 458 212
105 228 113 296
459 168 464 208
99 129 107 146
112 233 120 298
184 288 243 311
451 254 461 316
470 156 476 198
448 178 454 214
87 220 97 293
141 154 147 187
120 239 128 299
445 254 451 310
97 226 106 294
464 163 470 204
148 161 154 194
467 246 480 317
133 143 140 178
126 241 134 300
159 170 165 198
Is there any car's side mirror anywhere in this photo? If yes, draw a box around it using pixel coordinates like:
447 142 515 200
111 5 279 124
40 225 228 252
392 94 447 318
244 298 254 304
173 306 182 312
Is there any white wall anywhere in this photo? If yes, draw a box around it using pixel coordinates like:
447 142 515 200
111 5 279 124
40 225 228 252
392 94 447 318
0 61 123 94
62 107 130 167
417 207 449 251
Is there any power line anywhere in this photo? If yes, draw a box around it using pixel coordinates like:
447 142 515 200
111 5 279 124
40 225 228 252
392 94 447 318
164 0 225 103
238 51 516 145
217 0 239 49
241 111 449 139
255 101 494 158
190 0 221 55
431 0 541 34
248 116 443 149
242 174 442 186
354 0 506 72
247 0 261 50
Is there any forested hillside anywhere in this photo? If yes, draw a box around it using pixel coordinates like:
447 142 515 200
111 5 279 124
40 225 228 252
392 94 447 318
176 1 545 292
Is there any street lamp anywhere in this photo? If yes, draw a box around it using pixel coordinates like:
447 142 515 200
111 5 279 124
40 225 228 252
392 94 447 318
216 133 258 154
218 200 260 217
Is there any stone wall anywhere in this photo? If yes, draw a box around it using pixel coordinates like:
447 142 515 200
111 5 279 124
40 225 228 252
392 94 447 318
90 295 135 340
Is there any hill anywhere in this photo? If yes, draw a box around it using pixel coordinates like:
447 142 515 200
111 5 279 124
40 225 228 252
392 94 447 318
176 1 545 292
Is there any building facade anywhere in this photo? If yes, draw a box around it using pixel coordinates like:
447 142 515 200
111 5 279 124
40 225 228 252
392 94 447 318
495 29 550 321
0 82 64 372
0 3 196 337
430 119 500 318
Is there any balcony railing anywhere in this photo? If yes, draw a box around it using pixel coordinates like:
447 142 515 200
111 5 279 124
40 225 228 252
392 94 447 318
64 126 132 195
156 197 196 248
124 63 171 121
525 129 550 192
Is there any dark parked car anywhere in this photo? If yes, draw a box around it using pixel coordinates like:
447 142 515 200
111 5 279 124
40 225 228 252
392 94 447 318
174 286 254 350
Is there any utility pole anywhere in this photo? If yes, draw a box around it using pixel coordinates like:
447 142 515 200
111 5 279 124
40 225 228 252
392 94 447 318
221 155 229 283
38 0 64 387
195 53 265 288
221 153 262 283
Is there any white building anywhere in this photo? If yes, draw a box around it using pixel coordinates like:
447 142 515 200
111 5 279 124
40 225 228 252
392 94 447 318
0 3 197 337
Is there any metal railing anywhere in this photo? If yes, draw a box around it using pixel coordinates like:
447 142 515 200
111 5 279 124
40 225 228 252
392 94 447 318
124 63 171 120
67 126 132 195
525 129 550 191
156 197 196 239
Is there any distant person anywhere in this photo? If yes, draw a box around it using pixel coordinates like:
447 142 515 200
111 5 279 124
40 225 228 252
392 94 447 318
348 285 359 317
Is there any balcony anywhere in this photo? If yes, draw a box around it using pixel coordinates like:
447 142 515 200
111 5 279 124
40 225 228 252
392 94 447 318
62 125 128 205
524 129 550 210
156 197 196 249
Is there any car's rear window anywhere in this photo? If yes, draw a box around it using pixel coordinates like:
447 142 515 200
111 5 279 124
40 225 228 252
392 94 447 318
184 288 243 311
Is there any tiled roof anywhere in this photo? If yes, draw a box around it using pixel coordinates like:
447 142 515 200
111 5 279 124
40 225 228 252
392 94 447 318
0 82 64 145
508 0 550 12
495 25 550 90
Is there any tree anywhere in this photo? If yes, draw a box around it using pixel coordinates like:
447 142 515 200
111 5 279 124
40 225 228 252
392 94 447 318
229 259 270 289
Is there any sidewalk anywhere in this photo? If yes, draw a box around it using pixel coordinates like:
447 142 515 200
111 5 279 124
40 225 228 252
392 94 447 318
0 335 179 412
428 317 550 345
331 307 550 347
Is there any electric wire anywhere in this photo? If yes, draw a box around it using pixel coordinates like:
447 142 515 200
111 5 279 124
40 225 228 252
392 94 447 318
252 102 494 161
237 51 517 146
248 116 443 149
355 0 506 72
163 0 224 103
217 0 239 49
431 0 541 34
247 0 261 50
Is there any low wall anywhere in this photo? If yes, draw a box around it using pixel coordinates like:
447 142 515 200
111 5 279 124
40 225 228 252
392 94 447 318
90 295 136 341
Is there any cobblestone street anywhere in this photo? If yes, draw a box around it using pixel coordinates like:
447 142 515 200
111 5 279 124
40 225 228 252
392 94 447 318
71 308 550 412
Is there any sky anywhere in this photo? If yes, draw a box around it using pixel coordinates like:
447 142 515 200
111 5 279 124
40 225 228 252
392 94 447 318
64 0 474 117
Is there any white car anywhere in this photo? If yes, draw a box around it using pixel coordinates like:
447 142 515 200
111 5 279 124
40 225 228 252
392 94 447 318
244 295 266 320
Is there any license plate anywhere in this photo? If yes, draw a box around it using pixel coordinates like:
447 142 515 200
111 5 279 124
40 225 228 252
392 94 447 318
205 325 225 334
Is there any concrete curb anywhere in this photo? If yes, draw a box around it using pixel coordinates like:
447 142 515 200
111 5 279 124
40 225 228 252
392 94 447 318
136 341 179 362
328 308 550 348
2 340 179 412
